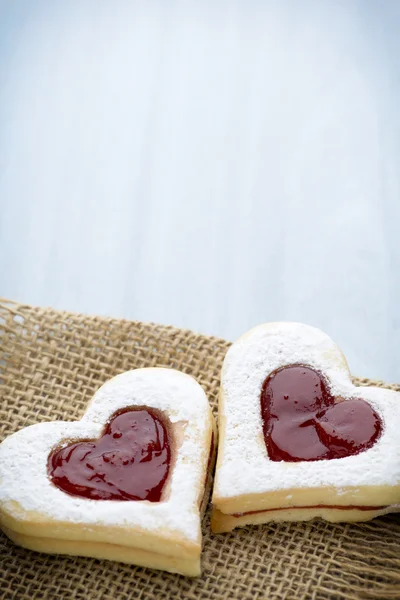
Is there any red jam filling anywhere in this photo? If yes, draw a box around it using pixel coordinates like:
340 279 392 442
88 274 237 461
48 408 171 501
232 504 386 517
260 365 382 462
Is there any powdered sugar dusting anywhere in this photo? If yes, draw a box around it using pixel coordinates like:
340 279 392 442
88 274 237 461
214 322 400 499
0 368 212 542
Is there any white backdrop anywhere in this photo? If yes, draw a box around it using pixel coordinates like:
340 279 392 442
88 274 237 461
0 0 399 381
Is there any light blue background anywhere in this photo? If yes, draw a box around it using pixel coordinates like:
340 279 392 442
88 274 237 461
0 1 399 381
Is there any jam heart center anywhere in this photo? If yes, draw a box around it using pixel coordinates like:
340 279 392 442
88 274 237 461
260 366 382 461
48 408 171 501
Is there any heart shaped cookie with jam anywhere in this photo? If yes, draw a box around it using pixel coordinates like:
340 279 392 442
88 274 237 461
211 323 400 533
0 368 215 575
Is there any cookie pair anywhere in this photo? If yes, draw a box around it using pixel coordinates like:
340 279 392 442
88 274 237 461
1 322 399 577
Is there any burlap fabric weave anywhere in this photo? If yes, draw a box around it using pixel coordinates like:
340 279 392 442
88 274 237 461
0 298 399 600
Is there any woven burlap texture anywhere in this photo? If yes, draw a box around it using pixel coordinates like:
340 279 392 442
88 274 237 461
0 298 399 600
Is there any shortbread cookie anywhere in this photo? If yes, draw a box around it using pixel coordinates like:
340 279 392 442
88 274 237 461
211 323 400 533
0 368 216 575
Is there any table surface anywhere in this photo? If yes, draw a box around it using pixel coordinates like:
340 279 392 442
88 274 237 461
1 1 399 382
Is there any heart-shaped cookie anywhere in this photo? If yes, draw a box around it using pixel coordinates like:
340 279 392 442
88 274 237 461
0 368 215 575
211 323 400 533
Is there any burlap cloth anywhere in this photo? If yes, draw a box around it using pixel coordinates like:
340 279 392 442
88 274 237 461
0 298 399 600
